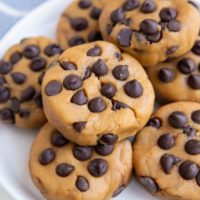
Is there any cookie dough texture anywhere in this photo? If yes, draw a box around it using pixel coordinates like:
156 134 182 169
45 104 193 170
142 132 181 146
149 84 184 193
133 102 200 200
57 0 104 49
0 37 62 128
99 0 200 66
42 41 155 145
29 123 133 200
147 35 200 102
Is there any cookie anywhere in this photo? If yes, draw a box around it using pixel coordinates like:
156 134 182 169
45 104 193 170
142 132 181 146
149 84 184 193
57 0 104 49
42 41 155 145
29 123 132 200
0 37 62 128
99 0 200 66
133 102 200 200
147 35 200 102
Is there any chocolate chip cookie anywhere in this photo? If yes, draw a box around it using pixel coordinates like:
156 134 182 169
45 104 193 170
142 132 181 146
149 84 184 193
99 0 200 66
147 35 200 102
57 0 104 49
42 41 155 145
133 102 200 200
0 37 62 128
29 123 132 200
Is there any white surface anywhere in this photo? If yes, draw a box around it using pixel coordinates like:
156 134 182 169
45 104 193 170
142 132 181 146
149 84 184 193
0 0 199 200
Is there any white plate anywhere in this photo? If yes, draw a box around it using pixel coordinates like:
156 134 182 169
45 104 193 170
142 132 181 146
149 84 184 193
0 0 199 200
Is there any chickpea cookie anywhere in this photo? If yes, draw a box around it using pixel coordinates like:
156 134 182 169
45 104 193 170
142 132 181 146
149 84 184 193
0 37 62 128
147 35 200 102
29 123 133 200
57 0 104 49
99 0 200 66
133 102 200 200
42 41 155 145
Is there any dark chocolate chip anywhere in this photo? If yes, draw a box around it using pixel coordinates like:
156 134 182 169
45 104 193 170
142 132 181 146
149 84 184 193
19 109 30 118
45 80 62 96
79 0 91 9
94 143 114 156
68 36 85 47
139 177 158 193
30 57 47 72
167 20 181 32
192 40 200 55
177 58 196 74
160 154 178 174
11 72 26 84
115 52 122 61
140 19 159 35
168 111 187 129
183 125 197 136
185 139 200 155
112 100 129 110
157 133 175 150
0 61 13 75
39 148 55 165
60 61 77 71
91 59 108 77
88 97 106 113
110 8 125 24
179 160 199 180
196 171 200 187
158 68 175 83
123 0 139 11
191 110 200 124
101 83 116 99
88 158 108 177
56 163 75 177
159 8 177 22
147 117 162 129
9 98 20 113
146 31 161 43
73 122 86 132
38 72 45 85
141 0 157 13
0 86 10 103
100 134 118 144
112 65 129 81
73 146 93 161
117 28 133 47
87 45 101 56
112 185 125 197
88 31 103 42
70 17 88 31
44 44 62 56
83 67 91 80
51 131 68 147
34 93 43 108
90 7 102 20
188 74 200 89
10 51 22 64
23 45 40 59
71 90 88 105
63 75 82 91
166 45 179 55
76 176 89 192
21 86 35 102
124 80 143 98
0 108 15 124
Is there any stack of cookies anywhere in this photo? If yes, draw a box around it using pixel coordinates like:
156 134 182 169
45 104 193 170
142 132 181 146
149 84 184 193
1 0 200 199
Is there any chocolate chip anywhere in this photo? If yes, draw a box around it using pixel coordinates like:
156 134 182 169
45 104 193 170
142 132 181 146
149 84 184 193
11 72 26 85
94 143 114 156
158 68 175 83
146 31 161 43
183 125 196 136
140 19 159 35
10 98 20 113
10 52 22 64
0 61 13 74
123 0 139 11
159 8 177 22
110 8 125 24
76 176 89 192
68 36 85 47
124 80 143 98
147 117 162 129
177 58 196 74
44 44 62 57
106 24 113 35
0 108 15 124
100 134 118 144
0 86 10 103
71 90 88 105
0 76 6 85
87 45 101 56
112 100 129 110
64 75 82 91
101 83 116 99
60 61 77 71
79 0 91 9
139 177 158 193
192 40 200 55
39 148 55 165
112 185 125 197
38 72 45 85
185 140 200 155
112 65 129 81
83 67 91 80
166 45 179 55
196 172 200 187
88 158 108 177
141 0 156 13
56 163 74 177
157 133 175 150
179 160 199 180
91 59 108 76
90 7 102 20
31 57 47 72
19 110 30 118
51 131 68 147
88 31 102 42
188 74 200 89
23 45 40 59
167 20 181 32
45 80 62 96
121 18 132 26
160 154 178 174
34 93 43 108
21 86 35 102
191 110 200 124
88 97 106 113
70 17 88 31
73 146 93 161
73 122 86 132
117 28 133 47
115 52 122 61
168 111 187 129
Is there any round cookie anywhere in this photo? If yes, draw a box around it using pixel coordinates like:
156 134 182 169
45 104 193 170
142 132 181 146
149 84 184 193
42 41 155 145
57 0 104 49
29 123 133 200
133 102 200 200
99 0 200 66
147 35 200 102
0 37 62 128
